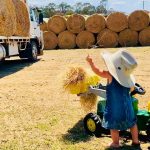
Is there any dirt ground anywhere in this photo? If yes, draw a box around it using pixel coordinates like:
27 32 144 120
0 47 150 150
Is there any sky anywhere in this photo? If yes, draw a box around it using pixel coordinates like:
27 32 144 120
28 0 150 13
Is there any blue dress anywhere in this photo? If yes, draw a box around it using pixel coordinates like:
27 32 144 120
102 77 137 130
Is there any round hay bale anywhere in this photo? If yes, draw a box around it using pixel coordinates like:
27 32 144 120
12 0 30 36
40 21 48 31
119 29 138 47
43 31 58 50
76 31 95 49
85 14 106 33
139 26 150 46
97 29 118 48
67 14 85 33
128 10 150 31
0 0 16 36
47 15 66 34
106 12 128 32
58 31 76 49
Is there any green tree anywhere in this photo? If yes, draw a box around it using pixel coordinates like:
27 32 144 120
42 3 56 17
100 0 108 9
58 2 72 13
74 2 83 14
82 3 96 15
97 0 108 14
96 5 107 14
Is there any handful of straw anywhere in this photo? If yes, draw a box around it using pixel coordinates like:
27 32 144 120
63 67 100 94
63 67 100 111
80 93 97 112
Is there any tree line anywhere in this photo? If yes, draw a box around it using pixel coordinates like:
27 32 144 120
41 0 108 18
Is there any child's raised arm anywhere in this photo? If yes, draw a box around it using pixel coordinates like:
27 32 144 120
86 55 112 80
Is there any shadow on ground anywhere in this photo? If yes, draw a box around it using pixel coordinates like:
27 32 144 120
120 131 150 143
63 120 150 149
62 119 92 143
104 131 150 150
105 145 141 150
0 59 40 78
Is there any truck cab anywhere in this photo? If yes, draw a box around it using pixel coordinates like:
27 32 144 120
30 8 44 47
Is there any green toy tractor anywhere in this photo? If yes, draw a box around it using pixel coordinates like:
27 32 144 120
83 83 150 138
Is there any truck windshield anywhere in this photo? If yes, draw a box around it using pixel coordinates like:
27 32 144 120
30 9 34 21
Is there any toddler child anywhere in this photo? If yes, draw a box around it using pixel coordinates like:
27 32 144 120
86 49 140 149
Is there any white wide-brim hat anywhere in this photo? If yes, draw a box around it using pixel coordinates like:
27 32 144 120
101 49 138 88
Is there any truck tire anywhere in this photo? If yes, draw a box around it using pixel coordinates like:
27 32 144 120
19 41 38 61
83 113 102 137
27 41 38 61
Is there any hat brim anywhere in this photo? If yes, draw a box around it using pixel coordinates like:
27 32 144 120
101 51 135 88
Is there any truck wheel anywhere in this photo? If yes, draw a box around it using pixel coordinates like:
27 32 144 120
146 119 150 137
27 41 38 61
83 113 102 137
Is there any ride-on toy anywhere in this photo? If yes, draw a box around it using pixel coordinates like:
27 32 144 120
83 83 150 138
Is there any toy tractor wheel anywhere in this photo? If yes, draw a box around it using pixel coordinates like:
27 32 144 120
146 119 150 137
83 113 102 137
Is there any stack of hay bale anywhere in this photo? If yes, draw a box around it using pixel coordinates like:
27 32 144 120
41 10 150 50
0 0 30 37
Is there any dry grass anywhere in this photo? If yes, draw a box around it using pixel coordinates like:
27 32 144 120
0 47 149 149
80 93 98 113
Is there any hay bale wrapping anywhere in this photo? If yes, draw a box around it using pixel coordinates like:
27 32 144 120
58 31 76 49
67 14 85 33
48 15 66 34
12 0 30 36
0 0 16 36
97 29 118 48
119 29 138 47
85 14 106 33
139 26 150 46
128 10 150 31
43 31 58 50
106 12 128 32
76 31 95 49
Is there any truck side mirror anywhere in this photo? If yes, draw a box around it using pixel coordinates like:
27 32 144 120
39 12 44 24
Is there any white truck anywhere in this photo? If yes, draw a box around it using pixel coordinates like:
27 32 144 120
0 1 44 62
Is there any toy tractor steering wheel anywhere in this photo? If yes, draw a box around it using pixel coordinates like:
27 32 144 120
130 83 146 96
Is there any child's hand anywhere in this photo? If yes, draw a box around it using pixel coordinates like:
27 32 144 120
86 55 93 64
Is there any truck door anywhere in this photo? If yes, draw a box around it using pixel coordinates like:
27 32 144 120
30 9 41 39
